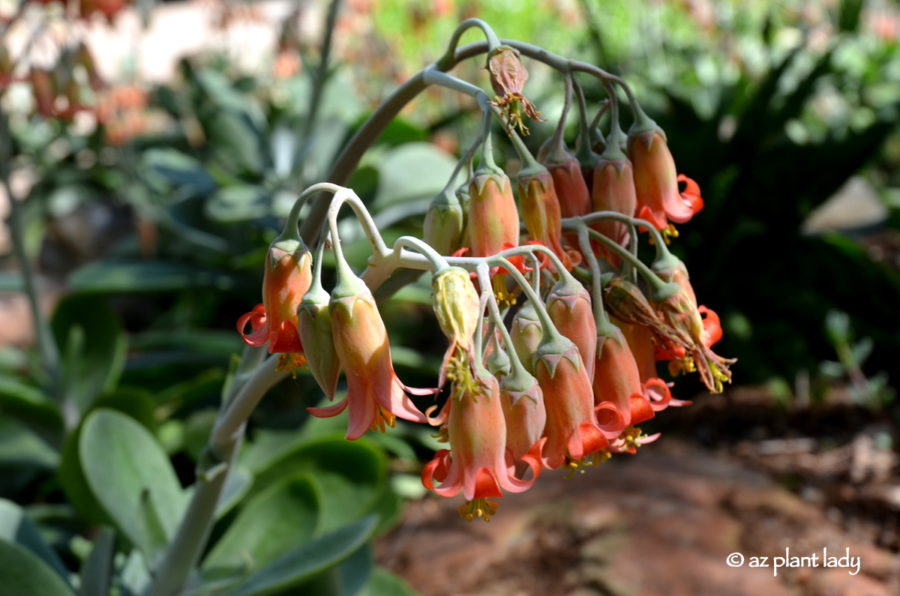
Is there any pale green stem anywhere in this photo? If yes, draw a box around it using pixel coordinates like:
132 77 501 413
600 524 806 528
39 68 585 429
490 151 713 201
392 236 450 275
435 18 501 70
580 226 677 299
488 257 561 342
575 225 612 330
151 355 286 596
476 264 530 379
575 211 672 262
300 0 342 143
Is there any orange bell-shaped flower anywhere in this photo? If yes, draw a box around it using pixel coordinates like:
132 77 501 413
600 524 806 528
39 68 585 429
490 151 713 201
545 277 597 380
307 269 430 440
237 238 312 354
591 142 637 266
627 127 702 230
422 369 542 521
517 166 571 270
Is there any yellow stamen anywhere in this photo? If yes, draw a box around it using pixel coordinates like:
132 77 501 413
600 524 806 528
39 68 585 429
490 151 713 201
459 498 498 522
369 405 397 433
621 426 649 451
276 353 307 375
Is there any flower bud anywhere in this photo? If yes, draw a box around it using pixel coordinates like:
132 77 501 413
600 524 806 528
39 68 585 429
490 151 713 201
424 188 465 255
517 167 570 269
485 333 512 379
432 267 481 354
591 151 637 265
468 170 519 257
510 301 542 373
500 369 546 466
545 278 596 380
298 282 340 399
538 141 591 219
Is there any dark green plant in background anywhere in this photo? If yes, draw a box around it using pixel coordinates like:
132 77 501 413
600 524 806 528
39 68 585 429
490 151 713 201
578 0 900 389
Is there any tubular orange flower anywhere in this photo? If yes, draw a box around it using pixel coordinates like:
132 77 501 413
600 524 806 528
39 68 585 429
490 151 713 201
499 367 546 467
237 239 311 354
307 274 430 440
627 128 703 231
422 370 542 521
517 167 571 270
510 301 542 374
537 143 592 219
468 169 519 257
533 337 610 470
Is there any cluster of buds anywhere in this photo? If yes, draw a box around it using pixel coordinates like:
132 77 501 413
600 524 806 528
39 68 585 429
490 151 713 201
237 30 734 521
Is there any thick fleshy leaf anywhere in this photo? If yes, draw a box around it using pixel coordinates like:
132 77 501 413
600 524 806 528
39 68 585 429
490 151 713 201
203 473 319 571
228 516 378 596
358 567 417 596
0 499 69 581
79 409 186 557
0 417 58 471
0 375 62 431
249 436 386 533
374 142 456 209
142 148 215 194
0 540 74 596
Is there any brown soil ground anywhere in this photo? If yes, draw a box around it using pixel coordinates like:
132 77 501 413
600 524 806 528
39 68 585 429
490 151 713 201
376 389 900 596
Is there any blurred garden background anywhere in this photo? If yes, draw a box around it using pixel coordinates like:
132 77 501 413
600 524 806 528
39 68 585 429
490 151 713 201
1 0 899 594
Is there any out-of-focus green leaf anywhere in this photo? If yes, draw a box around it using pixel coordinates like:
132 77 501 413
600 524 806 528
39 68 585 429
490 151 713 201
213 465 253 520
204 473 319 571
336 543 374 596
69 261 236 293
142 148 216 195
0 540 74 596
0 499 69 580
374 142 456 208
228 515 377 596
79 409 186 558
78 527 115 596
250 436 386 533
205 185 271 223
0 375 61 431
0 418 58 470
358 567 417 596
208 112 266 175
52 295 127 416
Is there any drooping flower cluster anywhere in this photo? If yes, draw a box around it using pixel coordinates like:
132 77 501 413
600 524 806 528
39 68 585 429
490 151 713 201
237 28 734 521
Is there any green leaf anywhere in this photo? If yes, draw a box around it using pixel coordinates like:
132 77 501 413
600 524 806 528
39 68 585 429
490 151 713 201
78 527 115 596
79 409 187 558
336 543 374 596
69 261 236 293
52 295 127 416
0 417 58 470
203 473 319 571
142 148 215 195
250 436 386 533
374 142 456 208
358 567 417 596
0 540 74 596
0 375 61 432
213 465 253 520
229 516 378 596
205 185 271 223
0 499 69 581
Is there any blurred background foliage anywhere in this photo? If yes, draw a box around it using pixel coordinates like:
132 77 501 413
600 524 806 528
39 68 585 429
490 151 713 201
0 0 899 593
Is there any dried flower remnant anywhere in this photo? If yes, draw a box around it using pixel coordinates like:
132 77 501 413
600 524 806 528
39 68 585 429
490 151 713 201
486 45 542 135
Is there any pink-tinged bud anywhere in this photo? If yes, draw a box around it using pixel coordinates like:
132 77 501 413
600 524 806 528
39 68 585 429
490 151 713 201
510 302 542 374
500 369 546 466
485 332 511 379
298 282 340 399
422 371 541 521
237 239 312 354
533 338 608 469
517 168 570 269
627 129 702 229
424 188 465 255
545 279 597 380
538 142 592 219
591 156 637 266
468 171 519 257
307 279 429 440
